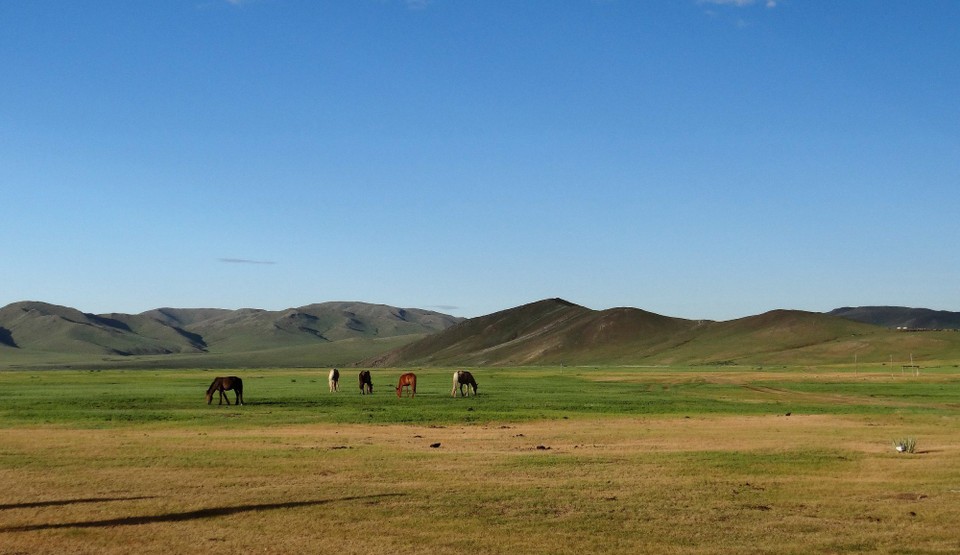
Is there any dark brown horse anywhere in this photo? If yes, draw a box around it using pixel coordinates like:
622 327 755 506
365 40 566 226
206 376 243 405
452 370 478 397
359 370 374 394
396 372 417 398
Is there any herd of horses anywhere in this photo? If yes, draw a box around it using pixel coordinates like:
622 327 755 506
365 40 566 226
205 369 478 405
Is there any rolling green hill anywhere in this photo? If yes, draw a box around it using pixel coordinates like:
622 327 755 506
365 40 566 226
0 301 462 368
0 302 206 356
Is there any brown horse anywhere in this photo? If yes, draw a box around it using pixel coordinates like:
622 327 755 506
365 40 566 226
452 370 478 397
206 376 243 405
395 372 416 398
359 370 374 394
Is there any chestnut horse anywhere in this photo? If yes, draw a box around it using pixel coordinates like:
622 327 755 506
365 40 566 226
359 370 374 394
395 372 417 398
328 368 340 392
206 376 243 405
451 370 478 397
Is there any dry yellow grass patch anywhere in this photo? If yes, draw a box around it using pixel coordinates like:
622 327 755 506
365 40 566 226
1 415 959 554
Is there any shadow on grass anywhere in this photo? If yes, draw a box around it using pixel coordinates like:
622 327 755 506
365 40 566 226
0 493 404 532
0 496 156 511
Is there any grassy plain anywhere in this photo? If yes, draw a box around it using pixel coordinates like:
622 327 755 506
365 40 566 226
1 366 959 554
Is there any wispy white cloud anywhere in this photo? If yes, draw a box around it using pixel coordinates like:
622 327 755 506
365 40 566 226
698 0 778 7
219 258 277 265
700 0 753 5
698 0 778 27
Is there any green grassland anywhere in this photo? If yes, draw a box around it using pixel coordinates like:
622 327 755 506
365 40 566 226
2 365 958 428
1 366 959 554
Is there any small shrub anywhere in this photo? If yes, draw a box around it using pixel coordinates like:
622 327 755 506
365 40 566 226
893 437 917 453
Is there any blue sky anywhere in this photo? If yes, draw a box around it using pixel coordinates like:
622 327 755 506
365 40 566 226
2 1 958 321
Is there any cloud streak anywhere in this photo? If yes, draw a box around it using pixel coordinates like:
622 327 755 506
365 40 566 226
698 0 778 7
219 258 277 265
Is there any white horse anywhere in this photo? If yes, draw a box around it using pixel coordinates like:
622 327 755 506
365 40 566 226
328 368 340 392
451 370 478 397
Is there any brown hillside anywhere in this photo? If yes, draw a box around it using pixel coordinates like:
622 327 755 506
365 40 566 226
362 303 959 367
363 298 703 366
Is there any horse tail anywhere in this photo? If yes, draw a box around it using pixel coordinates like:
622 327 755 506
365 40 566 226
233 377 244 405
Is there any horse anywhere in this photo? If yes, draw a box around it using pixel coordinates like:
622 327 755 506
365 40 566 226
452 370 478 397
396 372 416 398
359 370 374 394
328 368 340 392
206 376 243 405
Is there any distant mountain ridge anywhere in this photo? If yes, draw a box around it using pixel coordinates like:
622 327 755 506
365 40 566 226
828 306 960 330
0 301 462 359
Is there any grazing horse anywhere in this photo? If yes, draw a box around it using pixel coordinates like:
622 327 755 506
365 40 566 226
328 368 340 392
206 376 243 406
359 370 374 394
396 372 417 398
452 370 478 397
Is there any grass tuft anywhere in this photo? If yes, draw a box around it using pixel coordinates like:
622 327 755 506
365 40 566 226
893 437 917 453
